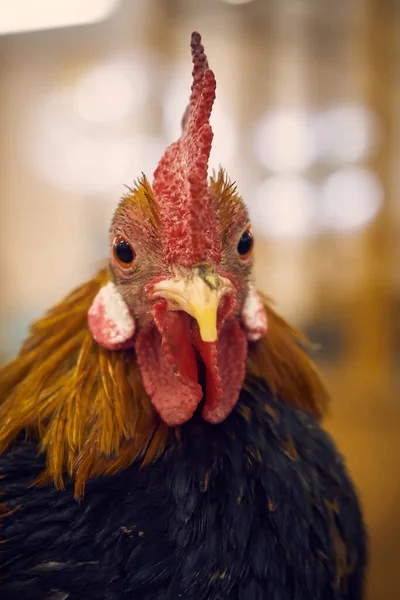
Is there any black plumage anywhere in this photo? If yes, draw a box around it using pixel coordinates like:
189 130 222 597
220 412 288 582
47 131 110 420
0 379 366 600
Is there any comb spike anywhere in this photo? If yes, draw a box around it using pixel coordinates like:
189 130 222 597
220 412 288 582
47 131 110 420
152 32 220 267
187 32 209 122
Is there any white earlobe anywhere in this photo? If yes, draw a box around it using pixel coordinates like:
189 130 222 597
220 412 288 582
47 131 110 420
88 282 135 350
241 285 268 342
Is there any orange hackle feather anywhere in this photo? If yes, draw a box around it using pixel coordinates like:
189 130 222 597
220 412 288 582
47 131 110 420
0 268 170 497
0 262 328 497
247 300 329 419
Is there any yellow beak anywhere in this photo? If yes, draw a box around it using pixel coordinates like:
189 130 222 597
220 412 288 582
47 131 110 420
152 267 232 343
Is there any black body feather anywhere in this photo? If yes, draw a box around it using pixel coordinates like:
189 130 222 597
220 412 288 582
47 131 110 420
0 380 366 599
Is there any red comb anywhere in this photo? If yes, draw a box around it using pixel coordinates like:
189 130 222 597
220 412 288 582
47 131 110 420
153 32 221 267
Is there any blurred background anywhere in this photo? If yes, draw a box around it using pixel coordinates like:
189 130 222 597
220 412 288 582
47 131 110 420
0 0 398 597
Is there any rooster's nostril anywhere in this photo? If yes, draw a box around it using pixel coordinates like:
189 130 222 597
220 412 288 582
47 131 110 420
193 263 213 275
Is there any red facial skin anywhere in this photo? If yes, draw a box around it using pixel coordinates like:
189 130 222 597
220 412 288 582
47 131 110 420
105 33 255 426
109 187 254 426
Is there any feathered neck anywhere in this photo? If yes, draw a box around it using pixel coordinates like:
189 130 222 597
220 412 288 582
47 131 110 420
0 268 328 497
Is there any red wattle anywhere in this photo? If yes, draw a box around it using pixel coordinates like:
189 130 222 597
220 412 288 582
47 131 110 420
135 295 248 427
195 319 247 424
134 302 202 426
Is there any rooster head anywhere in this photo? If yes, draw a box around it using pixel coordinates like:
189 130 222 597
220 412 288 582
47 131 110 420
88 32 267 426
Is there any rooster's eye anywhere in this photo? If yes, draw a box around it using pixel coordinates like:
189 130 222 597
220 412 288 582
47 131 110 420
237 227 254 260
113 236 135 267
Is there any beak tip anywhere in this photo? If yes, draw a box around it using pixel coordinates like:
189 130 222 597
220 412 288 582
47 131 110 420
195 312 218 343
199 331 218 343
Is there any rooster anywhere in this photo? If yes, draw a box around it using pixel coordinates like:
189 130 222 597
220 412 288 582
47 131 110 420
0 32 366 600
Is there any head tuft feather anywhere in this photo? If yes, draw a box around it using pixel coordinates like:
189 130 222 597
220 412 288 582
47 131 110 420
153 31 220 267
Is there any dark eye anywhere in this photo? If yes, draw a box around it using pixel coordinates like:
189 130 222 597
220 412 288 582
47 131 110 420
237 227 254 260
113 236 135 267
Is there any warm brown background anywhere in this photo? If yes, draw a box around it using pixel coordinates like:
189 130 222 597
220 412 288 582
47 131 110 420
0 1 398 598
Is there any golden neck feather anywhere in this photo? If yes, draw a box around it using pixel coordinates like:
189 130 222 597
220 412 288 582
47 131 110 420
0 268 328 497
